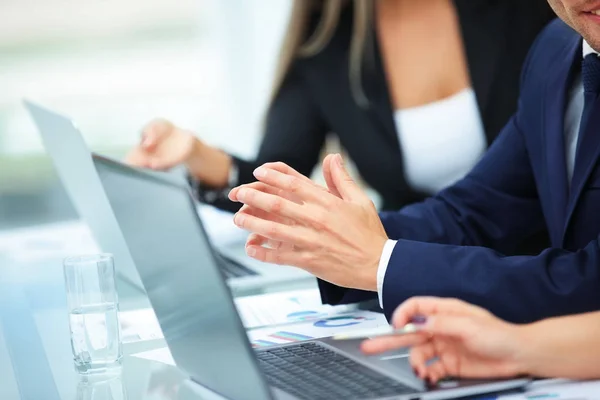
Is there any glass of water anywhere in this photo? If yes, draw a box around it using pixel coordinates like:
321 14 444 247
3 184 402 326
64 254 123 374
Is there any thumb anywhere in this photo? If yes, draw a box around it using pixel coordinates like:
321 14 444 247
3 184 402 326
322 154 341 198
330 153 363 202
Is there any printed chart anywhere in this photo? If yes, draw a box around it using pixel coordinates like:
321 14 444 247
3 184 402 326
248 311 386 348
235 289 356 329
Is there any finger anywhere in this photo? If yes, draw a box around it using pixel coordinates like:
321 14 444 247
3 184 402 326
246 233 288 251
410 343 437 379
244 245 305 266
125 148 151 168
141 120 169 150
360 333 429 355
330 153 364 202
258 162 316 185
391 297 490 328
233 210 316 247
229 182 302 204
322 154 342 198
239 205 292 226
253 166 335 206
421 315 480 341
235 187 322 226
425 360 450 385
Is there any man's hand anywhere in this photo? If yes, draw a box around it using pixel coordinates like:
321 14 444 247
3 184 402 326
228 154 388 292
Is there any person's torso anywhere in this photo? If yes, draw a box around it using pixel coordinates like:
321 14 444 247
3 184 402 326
506 19 600 251
295 0 554 211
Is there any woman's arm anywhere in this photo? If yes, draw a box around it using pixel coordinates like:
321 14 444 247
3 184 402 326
361 297 600 382
126 63 328 213
519 311 600 379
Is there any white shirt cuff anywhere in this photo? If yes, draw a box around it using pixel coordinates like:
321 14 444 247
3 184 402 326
377 239 397 309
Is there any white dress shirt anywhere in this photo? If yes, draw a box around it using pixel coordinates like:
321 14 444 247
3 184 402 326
376 41 600 308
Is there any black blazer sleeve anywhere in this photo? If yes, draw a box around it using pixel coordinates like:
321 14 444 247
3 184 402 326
194 63 328 213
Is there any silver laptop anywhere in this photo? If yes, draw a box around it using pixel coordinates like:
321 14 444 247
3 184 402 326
94 155 530 400
24 101 311 294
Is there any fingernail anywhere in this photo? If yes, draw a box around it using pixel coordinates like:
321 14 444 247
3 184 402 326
247 247 256 257
234 213 245 226
336 154 344 166
411 315 428 325
237 189 246 202
254 167 267 178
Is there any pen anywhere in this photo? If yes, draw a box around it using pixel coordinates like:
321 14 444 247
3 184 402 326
333 323 419 340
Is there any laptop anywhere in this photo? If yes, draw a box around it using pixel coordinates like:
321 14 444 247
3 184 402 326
93 155 530 400
24 101 312 294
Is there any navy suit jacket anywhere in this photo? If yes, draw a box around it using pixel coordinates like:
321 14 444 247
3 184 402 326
319 19 600 324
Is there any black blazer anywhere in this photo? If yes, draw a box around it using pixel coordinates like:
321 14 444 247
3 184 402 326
200 0 555 212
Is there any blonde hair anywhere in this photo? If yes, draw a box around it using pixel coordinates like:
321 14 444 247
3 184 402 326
271 0 374 108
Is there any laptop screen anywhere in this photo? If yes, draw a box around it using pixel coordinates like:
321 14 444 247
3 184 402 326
93 156 273 400
24 101 143 292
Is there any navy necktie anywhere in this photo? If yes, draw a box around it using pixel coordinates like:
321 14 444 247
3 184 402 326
576 54 600 150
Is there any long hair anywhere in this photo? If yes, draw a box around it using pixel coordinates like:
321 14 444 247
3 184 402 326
270 0 374 108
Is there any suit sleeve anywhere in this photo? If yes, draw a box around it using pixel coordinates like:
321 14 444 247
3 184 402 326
320 114 548 310
319 23 551 310
196 63 328 213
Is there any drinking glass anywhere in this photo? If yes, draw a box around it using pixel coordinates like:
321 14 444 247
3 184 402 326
64 254 123 374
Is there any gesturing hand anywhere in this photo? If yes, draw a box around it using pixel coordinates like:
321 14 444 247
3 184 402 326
228 154 388 291
126 119 197 170
361 297 527 383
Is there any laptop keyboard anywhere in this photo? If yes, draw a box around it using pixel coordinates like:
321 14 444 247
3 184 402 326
257 342 415 399
214 251 257 279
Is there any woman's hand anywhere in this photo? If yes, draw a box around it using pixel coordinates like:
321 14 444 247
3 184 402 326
361 297 529 383
228 154 388 291
126 119 231 187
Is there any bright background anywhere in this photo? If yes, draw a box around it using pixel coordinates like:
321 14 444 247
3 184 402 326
0 0 292 229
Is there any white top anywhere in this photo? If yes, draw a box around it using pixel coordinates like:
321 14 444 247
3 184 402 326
394 87 486 194
377 41 600 309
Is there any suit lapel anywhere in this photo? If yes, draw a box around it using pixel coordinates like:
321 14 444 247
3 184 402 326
363 27 400 150
454 0 504 145
541 38 581 246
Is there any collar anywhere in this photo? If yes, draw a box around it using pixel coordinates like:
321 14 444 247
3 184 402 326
583 40 600 58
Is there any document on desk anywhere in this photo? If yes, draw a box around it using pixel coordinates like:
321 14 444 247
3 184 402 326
86 289 356 345
498 379 600 399
119 309 163 343
0 221 98 263
132 310 388 367
235 288 356 329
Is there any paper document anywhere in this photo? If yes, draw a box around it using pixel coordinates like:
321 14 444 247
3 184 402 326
119 308 163 343
0 221 98 263
499 379 600 399
117 290 376 345
247 310 388 348
132 310 389 366
235 288 356 329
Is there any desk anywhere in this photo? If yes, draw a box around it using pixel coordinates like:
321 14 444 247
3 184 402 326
0 254 226 400
0 212 315 400
2 223 599 400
